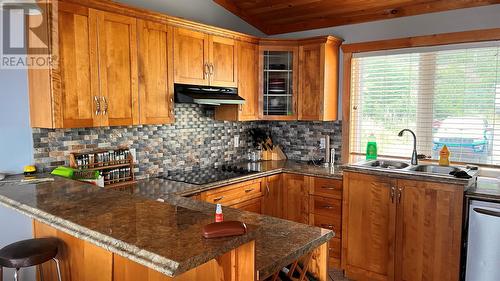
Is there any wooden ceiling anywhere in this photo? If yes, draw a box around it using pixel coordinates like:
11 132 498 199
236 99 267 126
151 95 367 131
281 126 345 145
213 0 500 35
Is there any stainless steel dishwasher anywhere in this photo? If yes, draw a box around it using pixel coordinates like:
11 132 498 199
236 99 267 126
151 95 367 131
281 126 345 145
465 200 500 281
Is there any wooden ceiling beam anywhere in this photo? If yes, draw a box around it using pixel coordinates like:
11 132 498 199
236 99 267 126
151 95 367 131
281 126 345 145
265 0 500 34
213 0 500 35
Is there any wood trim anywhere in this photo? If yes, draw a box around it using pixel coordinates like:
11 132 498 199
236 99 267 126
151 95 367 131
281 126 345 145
341 52 352 164
342 28 500 53
59 0 259 43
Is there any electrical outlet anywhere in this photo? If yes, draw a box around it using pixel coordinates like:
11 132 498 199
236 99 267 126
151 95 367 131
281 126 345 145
234 135 239 148
320 137 326 149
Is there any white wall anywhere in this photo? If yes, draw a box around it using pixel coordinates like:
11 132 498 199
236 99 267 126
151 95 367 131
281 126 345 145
114 0 266 37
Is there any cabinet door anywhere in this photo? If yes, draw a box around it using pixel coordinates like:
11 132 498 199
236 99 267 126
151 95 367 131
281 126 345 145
261 174 283 218
395 179 463 281
137 20 174 125
231 197 262 214
237 41 259 120
343 172 396 281
209 36 237 87
173 28 209 85
259 46 298 120
298 43 323 121
57 3 100 128
283 174 309 224
95 10 139 126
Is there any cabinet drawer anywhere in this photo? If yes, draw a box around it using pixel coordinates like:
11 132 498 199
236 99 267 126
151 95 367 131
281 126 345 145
230 197 262 214
311 177 342 199
311 213 341 238
310 195 341 218
329 238 341 259
204 179 262 205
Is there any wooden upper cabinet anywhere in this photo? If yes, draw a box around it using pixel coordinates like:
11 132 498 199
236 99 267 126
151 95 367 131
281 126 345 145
259 45 299 120
173 27 210 85
137 20 174 125
261 174 283 218
95 10 139 127
298 37 342 121
57 3 99 128
209 36 238 87
395 179 463 281
342 172 396 281
283 173 310 224
214 40 259 121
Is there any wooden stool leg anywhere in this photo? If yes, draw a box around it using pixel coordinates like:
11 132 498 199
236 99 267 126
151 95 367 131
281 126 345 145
0 266 3 281
53 258 62 281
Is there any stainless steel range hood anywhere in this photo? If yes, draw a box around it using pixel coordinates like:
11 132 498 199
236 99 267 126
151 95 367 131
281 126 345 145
174 84 245 106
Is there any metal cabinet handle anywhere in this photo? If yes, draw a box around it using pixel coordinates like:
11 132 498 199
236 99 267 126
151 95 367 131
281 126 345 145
239 104 242 112
266 181 270 196
94 96 100 115
204 63 209 79
320 205 334 209
320 224 335 230
390 186 395 203
245 188 254 193
473 208 500 218
397 187 403 204
213 196 224 202
101 96 108 115
321 186 335 190
209 63 214 76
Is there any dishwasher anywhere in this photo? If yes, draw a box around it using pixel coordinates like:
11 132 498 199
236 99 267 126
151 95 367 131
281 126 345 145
465 200 500 281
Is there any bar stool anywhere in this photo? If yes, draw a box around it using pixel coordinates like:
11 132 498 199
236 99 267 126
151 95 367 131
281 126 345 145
0 238 62 281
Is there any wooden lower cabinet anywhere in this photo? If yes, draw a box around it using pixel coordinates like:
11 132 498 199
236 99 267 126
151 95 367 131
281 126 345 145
343 171 464 281
283 174 310 224
261 174 283 217
395 179 463 281
231 197 262 214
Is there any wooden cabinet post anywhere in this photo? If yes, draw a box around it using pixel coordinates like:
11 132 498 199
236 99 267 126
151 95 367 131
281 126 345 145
137 20 174 125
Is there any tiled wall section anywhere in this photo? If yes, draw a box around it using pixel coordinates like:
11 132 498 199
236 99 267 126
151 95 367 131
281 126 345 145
33 104 258 178
267 121 342 163
32 104 342 178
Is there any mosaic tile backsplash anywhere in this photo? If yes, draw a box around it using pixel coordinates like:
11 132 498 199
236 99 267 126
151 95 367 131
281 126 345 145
32 104 342 178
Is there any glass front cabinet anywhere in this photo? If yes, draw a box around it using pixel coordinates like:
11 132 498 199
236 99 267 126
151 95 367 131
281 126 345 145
259 46 299 120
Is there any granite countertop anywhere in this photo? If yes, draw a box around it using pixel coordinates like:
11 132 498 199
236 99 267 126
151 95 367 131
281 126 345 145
132 160 343 197
342 163 477 188
466 177 500 203
0 174 333 279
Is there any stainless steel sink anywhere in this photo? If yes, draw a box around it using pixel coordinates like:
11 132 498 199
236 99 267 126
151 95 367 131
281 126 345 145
360 160 410 170
409 164 461 175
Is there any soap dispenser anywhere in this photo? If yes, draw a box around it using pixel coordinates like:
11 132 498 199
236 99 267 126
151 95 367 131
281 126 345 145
439 145 450 166
366 134 378 160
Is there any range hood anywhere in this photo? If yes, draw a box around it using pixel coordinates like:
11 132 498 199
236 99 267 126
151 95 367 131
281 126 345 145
174 84 245 106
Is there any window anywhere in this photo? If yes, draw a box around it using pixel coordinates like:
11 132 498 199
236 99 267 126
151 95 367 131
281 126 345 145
350 41 500 165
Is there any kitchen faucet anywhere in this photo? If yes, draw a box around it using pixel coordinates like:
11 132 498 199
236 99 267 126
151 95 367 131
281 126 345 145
398 129 418 165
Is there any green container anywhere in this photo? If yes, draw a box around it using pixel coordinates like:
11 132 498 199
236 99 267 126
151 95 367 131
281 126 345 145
51 166 75 178
366 134 378 160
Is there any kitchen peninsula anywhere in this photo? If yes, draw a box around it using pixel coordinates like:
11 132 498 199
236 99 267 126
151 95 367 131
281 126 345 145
0 174 333 281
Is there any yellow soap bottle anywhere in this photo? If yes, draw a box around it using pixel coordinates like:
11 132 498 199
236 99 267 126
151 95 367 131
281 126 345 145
439 145 450 166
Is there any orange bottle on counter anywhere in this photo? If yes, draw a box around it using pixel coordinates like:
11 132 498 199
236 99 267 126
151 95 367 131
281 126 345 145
439 145 450 166
215 204 224 223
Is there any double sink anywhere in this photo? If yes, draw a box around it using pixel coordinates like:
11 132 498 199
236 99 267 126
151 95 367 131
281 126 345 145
358 160 466 175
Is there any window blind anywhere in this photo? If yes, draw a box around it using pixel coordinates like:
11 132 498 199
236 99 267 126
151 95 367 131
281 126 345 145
350 41 500 165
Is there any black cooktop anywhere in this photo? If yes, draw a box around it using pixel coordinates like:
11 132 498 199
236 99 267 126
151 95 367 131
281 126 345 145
160 165 258 185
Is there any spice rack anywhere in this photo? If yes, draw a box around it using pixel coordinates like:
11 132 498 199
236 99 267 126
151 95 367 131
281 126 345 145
69 148 136 188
